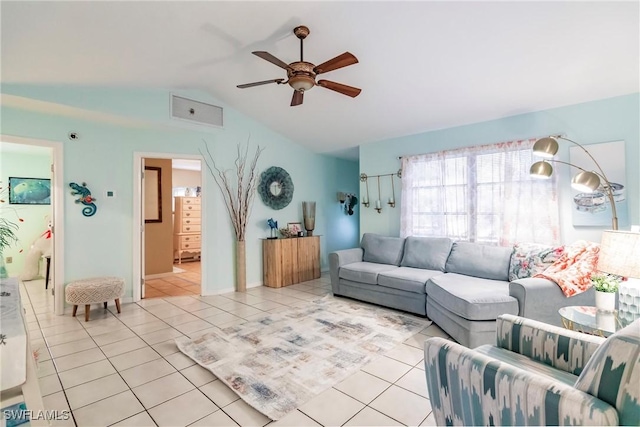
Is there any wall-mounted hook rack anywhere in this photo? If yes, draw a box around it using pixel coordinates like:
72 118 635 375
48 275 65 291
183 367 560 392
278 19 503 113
360 170 400 211
359 170 402 181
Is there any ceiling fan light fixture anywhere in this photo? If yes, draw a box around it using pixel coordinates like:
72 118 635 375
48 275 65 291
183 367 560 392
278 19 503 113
289 75 315 92
238 25 360 106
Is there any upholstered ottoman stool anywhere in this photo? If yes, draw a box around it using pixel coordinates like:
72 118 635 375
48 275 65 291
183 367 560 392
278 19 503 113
65 277 124 321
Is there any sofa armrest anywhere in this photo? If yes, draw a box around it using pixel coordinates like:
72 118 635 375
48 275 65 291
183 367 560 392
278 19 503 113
424 337 618 426
329 248 363 294
509 277 595 327
496 314 604 375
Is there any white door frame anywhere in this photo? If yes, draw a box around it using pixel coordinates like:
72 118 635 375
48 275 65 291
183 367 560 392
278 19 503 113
132 152 206 302
1 134 65 315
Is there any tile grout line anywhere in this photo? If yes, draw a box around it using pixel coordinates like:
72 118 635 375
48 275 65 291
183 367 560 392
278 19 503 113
27 273 437 427
39 290 253 425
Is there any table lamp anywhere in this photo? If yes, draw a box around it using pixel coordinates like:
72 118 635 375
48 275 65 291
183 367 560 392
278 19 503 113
597 230 640 321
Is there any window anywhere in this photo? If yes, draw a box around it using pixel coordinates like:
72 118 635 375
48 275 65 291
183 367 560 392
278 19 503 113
400 138 560 246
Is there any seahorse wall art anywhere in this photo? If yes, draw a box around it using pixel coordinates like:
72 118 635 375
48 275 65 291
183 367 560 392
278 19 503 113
69 182 97 217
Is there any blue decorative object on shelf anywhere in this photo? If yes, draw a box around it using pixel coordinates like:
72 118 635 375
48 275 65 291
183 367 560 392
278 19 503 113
258 167 294 210
69 182 97 217
267 218 278 239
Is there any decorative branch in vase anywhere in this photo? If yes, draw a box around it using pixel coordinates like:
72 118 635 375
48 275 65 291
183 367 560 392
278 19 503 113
201 139 264 292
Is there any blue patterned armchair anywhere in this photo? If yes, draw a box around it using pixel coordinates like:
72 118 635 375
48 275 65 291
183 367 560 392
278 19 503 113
424 314 640 426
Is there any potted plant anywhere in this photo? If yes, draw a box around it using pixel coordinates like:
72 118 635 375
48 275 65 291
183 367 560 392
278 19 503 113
591 273 620 312
0 218 19 278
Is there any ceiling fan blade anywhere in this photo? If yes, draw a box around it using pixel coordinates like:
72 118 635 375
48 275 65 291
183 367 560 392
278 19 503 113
252 51 290 70
237 78 284 89
290 90 304 107
317 80 362 98
314 52 358 74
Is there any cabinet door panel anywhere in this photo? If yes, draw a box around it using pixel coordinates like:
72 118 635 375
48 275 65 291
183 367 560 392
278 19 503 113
298 237 320 282
263 237 319 288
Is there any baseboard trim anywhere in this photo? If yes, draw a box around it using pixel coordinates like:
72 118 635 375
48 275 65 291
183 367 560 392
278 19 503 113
204 281 263 296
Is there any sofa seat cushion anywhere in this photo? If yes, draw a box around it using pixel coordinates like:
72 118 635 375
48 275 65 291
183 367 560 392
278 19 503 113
426 273 518 321
378 267 443 294
339 262 399 285
474 345 578 386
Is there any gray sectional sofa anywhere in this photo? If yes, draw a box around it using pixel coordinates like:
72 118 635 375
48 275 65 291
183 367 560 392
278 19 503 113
329 233 595 348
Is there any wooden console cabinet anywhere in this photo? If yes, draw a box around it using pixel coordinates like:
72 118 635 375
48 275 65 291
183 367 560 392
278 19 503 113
173 196 201 263
263 236 320 287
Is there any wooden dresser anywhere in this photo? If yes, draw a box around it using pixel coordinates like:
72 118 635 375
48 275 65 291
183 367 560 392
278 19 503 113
173 196 201 263
263 236 320 287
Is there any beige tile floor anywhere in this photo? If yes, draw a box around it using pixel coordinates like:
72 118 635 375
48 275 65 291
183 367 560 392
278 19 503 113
21 274 449 426
144 262 202 298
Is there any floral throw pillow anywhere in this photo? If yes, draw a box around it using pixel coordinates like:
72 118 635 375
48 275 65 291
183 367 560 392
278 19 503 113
534 240 600 297
508 242 565 281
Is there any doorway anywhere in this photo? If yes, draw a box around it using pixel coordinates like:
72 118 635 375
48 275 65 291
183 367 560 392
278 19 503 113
0 135 65 314
132 152 205 301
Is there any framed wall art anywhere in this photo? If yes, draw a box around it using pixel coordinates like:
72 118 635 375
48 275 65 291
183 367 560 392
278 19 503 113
8 177 51 205
569 140 628 227
144 166 162 223
287 222 302 235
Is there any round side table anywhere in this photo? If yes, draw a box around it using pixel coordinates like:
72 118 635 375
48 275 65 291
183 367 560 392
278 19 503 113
559 306 638 337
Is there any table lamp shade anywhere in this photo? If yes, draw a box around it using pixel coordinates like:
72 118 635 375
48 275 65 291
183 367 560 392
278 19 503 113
597 230 640 278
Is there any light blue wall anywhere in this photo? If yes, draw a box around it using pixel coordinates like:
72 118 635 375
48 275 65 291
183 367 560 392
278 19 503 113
1 85 360 297
360 93 640 244
0 148 52 276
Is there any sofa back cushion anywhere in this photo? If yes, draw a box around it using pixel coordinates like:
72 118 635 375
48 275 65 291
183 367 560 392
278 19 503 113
445 242 512 281
574 319 640 426
400 236 453 272
361 233 405 266
509 242 565 281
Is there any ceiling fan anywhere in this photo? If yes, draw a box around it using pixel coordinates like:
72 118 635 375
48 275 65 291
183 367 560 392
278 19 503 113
237 25 361 107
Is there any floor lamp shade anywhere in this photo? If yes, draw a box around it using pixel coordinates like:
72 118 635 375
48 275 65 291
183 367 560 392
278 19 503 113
597 230 640 278
598 230 640 320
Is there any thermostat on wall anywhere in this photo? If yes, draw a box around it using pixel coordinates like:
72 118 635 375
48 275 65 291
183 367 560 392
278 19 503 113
106 190 116 198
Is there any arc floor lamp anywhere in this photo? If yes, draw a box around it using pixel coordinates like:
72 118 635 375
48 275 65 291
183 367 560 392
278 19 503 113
529 136 618 230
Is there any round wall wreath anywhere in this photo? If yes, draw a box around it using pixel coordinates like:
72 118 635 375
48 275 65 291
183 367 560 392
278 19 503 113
258 166 294 210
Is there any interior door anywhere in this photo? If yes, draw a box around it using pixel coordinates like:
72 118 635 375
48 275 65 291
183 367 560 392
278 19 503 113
49 161 55 296
140 158 146 299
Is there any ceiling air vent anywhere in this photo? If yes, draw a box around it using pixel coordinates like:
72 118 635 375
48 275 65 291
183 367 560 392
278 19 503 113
171 95 223 128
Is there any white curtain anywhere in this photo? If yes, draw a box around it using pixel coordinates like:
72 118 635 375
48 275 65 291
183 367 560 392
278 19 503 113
400 138 560 246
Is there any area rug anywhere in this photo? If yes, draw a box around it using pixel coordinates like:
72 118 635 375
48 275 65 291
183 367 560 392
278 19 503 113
175 296 430 420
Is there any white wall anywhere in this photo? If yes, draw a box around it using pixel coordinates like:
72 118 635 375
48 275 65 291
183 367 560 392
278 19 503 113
172 168 201 188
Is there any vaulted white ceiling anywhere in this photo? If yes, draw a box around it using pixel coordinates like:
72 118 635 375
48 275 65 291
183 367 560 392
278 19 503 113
2 1 638 159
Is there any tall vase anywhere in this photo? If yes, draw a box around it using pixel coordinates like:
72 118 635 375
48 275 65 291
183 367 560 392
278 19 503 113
302 201 316 237
236 240 246 292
